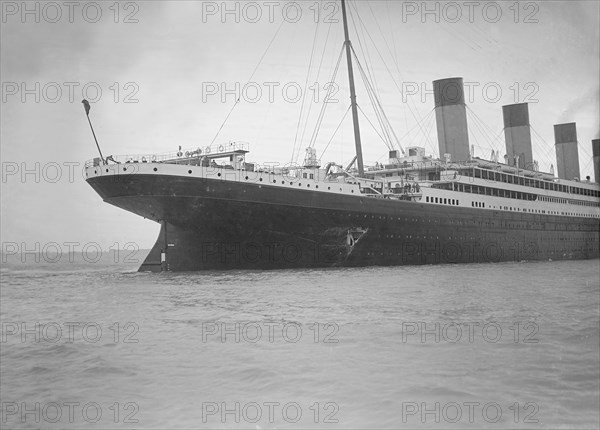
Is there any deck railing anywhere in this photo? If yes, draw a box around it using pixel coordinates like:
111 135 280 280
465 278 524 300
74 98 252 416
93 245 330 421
85 141 250 168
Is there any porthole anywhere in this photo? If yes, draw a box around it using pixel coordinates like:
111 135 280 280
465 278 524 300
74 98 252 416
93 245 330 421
273 180 277 184
106 169 109 173
188 170 192 174
259 178 262 182
153 168 158 172
123 167 127 172
245 176 249 180
218 173 221 177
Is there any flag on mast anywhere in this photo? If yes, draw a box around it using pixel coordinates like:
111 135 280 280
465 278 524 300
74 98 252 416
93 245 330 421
82 99 90 116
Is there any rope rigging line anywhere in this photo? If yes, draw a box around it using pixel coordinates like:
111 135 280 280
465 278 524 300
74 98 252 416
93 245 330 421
348 1 380 102
383 2 407 136
307 45 345 149
298 20 334 159
466 110 508 163
348 2 393 136
465 106 505 154
530 125 560 171
395 108 435 147
351 47 405 154
357 104 391 149
374 108 437 162
468 115 497 153
352 50 394 152
348 1 435 152
209 19 285 146
343 2 396 153
297 44 345 165
420 111 437 153
385 2 399 68
467 105 503 139
291 17 322 164
318 105 352 162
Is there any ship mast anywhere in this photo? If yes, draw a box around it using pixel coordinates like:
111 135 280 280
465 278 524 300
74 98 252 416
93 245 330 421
340 0 364 177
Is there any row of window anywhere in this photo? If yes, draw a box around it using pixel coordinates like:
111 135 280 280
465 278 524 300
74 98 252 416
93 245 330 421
539 195 598 207
423 192 599 218
425 196 460 206
445 182 537 200
487 205 598 218
495 205 599 218
465 167 599 197
433 182 600 207
571 200 598 207
540 196 567 204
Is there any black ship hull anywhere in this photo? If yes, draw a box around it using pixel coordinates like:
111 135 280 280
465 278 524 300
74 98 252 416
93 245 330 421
87 174 600 271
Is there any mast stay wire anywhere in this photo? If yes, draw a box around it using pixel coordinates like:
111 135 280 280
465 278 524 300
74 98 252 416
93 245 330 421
318 105 352 162
348 2 380 104
351 47 404 154
210 19 285 146
357 105 394 150
530 125 562 172
291 14 322 164
298 19 334 161
373 108 436 162
352 50 394 151
298 45 346 165
348 2 396 152
465 107 504 156
346 1 435 154
345 2 400 154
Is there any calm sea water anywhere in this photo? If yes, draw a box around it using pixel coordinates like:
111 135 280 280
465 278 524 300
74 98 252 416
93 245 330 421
1 257 598 429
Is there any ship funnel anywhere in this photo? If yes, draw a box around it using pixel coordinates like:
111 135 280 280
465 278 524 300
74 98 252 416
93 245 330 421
553 123 581 180
593 139 600 183
503 103 533 170
433 77 470 162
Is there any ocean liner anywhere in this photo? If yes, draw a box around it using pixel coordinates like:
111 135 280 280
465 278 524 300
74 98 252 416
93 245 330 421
85 0 600 272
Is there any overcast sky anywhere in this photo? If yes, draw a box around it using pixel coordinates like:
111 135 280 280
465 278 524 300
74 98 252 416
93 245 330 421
1 0 599 252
